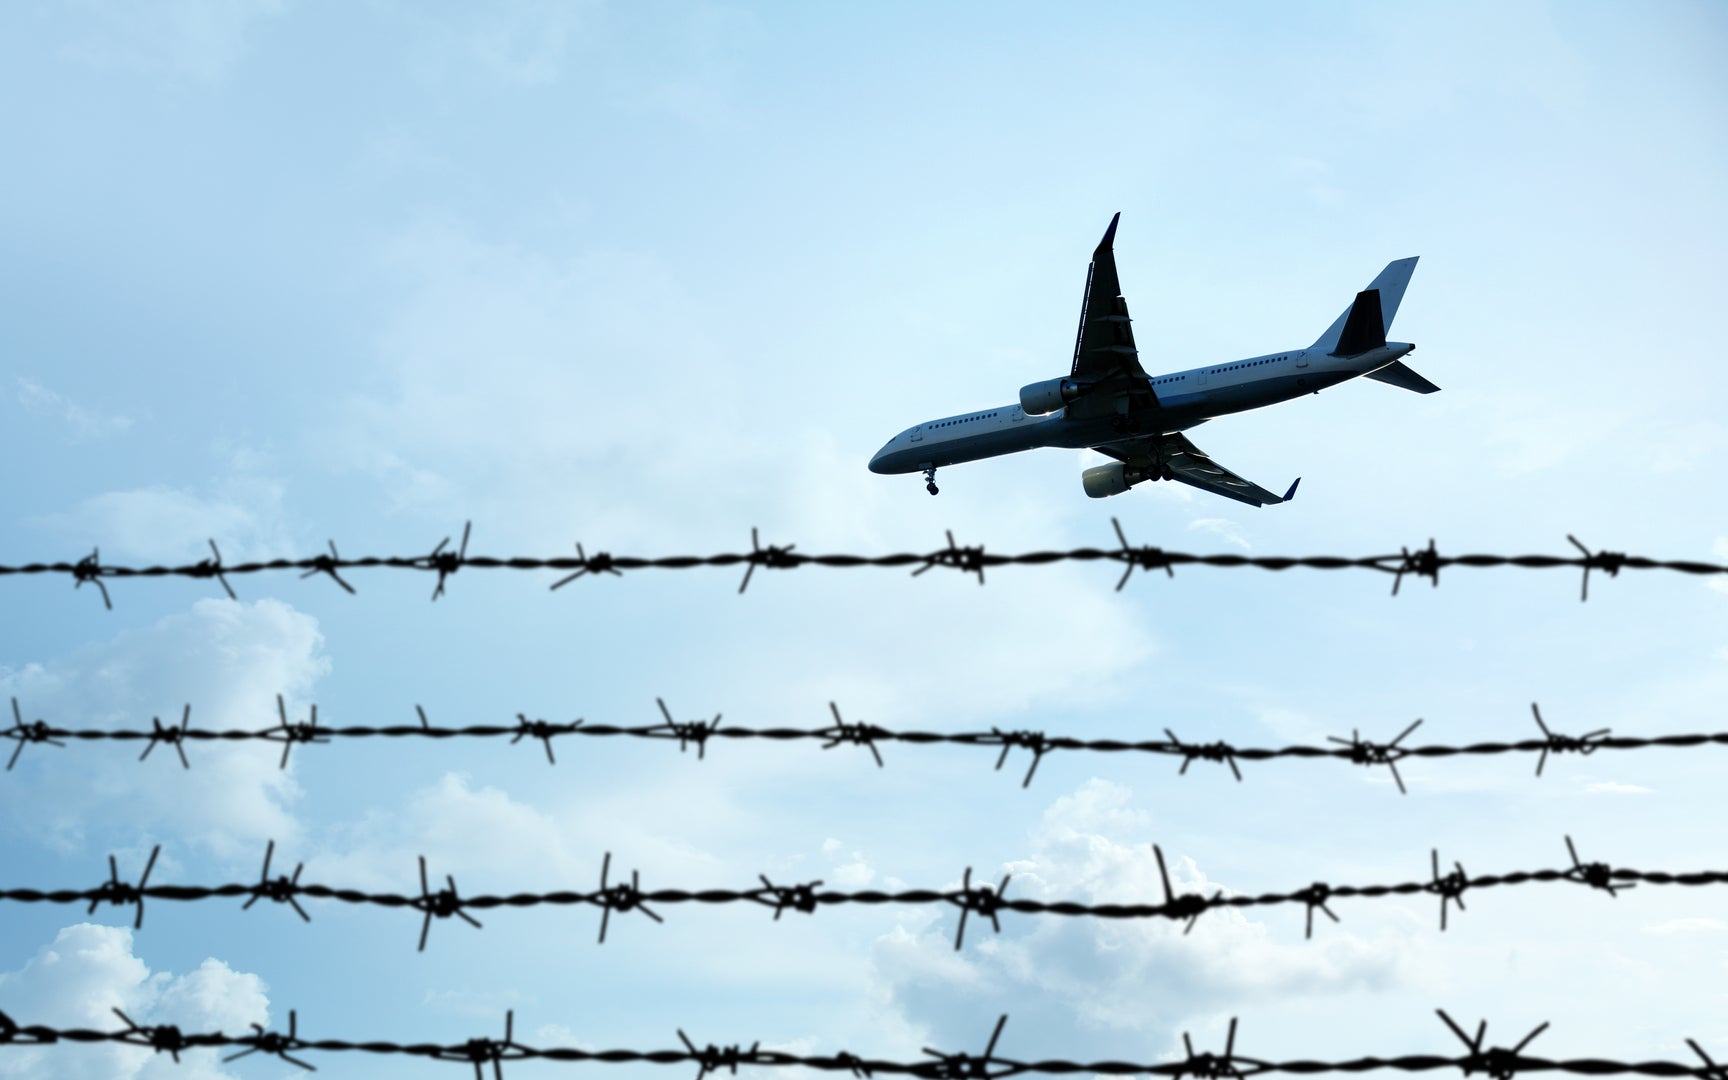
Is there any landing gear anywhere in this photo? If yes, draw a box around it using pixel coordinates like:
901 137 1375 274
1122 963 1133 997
924 467 939 496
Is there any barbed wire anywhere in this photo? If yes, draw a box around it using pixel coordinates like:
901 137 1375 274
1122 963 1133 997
5 696 1719 789
2 522 1720 609
2 836 1721 952
0 1008 1721 1079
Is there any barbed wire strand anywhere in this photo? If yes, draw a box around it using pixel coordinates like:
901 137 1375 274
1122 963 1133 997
1 837 1721 952
0 1009 1721 1079
5 696 1719 788
4 522 1721 609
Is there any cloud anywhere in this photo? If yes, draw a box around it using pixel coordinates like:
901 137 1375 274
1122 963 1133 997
57 0 287 83
0 923 267 1079
13 379 134 441
0 599 327 857
1640 917 1726 936
1187 517 1251 552
307 771 598 895
1582 780 1654 795
31 443 297 565
867 780 1408 1049
399 0 596 86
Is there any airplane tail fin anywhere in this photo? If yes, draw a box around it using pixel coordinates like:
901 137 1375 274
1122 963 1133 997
1311 256 1419 354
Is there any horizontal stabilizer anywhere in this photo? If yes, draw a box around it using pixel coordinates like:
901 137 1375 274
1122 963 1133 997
1332 289 1386 356
1364 359 1441 394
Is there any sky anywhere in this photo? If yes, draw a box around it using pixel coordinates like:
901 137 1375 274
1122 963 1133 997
1 1 1726 1077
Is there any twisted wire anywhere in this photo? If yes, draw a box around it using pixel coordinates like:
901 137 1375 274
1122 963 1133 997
4 697 1714 788
2 838 1720 951
3 522 1718 608
0 1009 1721 1079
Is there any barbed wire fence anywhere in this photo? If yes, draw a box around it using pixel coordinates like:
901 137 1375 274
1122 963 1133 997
0 1008 1723 1079
5 522 1726 1072
2 836 1722 951
2 522 1722 609
5 697 1722 790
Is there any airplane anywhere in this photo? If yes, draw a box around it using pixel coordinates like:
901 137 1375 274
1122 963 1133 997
868 214 1436 505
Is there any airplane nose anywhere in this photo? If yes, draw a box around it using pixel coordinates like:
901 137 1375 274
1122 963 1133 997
869 435 900 474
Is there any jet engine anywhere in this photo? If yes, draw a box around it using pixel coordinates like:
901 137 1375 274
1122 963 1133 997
1019 377 1089 415
1082 461 1153 498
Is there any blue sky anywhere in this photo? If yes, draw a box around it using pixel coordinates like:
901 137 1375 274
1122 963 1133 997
2 2 1726 1078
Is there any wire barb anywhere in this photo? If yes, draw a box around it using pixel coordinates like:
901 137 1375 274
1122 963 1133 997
1429 849 1470 931
1561 835 1630 897
1530 703 1610 777
1296 882 1340 940
223 1008 314 1071
911 530 986 585
87 846 160 930
1390 539 1441 596
1567 533 1626 602
243 839 311 922
756 875 824 920
1688 1039 1728 1080
989 728 1051 787
920 1014 1010 1080
1175 1017 1248 1080
1166 727 1243 781
5 697 66 771
190 539 238 600
71 547 112 609
549 542 624 590
595 851 664 943
425 520 472 601
1112 516 1175 591
739 527 798 594
654 698 722 759
139 705 193 769
1435 1009 1550 1080
949 867 1012 950
679 1029 762 1080
438 1010 521 1080
818 702 886 767
512 713 582 765
112 1006 189 1063
1154 844 1219 934
414 854 483 952
300 540 356 594
1328 719 1422 794
267 694 329 769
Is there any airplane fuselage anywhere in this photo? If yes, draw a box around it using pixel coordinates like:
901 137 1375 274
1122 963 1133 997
869 341 1415 474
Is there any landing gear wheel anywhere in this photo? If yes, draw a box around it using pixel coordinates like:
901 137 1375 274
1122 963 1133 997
926 482 939 496
923 467 939 496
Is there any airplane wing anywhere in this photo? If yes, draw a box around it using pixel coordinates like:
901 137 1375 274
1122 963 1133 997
1067 214 1157 413
1095 432 1299 507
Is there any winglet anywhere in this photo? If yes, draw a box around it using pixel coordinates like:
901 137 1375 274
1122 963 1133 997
1281 477 1301 502
1095 212 1121 255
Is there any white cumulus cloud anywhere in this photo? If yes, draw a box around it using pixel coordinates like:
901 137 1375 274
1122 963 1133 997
867 780 1409 1050
0 923 268 1079
0 599 328 857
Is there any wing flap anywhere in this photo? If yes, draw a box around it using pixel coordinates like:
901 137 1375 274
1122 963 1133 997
1096 432 1295 507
